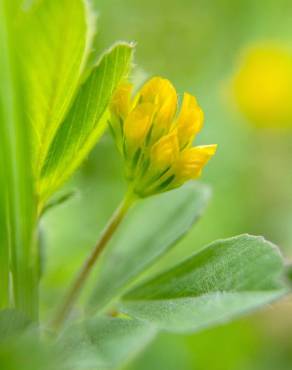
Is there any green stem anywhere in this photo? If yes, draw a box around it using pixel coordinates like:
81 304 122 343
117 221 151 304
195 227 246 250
0 205 9 308
50 192 136 331
11 214 39 321
0 0 39 319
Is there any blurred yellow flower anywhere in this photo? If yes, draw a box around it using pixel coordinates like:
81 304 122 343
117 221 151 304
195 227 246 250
110 77 216 197
231 43 292 128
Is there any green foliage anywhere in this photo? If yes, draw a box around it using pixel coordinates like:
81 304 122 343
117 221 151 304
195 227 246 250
18 0 133 205
39 42 133 203
58 316 156 370
0 0 133 318
0 153 9 308
120 235 286 333
0 1 291 369
89 182 211 312
0 0 38 318
19 0 90 168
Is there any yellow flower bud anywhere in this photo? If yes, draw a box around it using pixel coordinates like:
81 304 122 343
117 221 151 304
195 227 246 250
109 76 216 198
110 82 133 119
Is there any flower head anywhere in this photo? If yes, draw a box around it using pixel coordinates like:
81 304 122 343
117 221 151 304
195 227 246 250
231 43 292 128
110 77 217 197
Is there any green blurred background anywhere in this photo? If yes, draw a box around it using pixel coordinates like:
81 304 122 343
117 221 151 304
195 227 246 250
41 0 292 369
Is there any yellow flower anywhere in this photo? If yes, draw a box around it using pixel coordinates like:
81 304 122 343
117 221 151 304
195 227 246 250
150 131 179 172
176 93 204 148
175 145 217 183
139 77 177 140
110 76 217 197
110 82 133 119
123 103 153 147
231 43 292 128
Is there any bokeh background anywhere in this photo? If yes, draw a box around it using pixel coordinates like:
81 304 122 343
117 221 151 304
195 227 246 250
41 1 292 369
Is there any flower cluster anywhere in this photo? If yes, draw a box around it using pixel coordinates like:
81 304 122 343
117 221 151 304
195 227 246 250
109 77 217 197
231 43 292 128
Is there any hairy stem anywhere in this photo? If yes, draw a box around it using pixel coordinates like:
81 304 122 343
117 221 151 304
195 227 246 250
51 192 136 331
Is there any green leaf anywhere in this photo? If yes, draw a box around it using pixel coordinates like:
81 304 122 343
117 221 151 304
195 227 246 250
120 234 287 333
39 42 134 203
0 0 38 318
19 0 93 169
88 182 211 312
58 316 156 370
0 157 9 308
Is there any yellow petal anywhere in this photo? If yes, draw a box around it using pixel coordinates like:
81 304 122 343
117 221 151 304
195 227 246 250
150 131 179 171
123 103 154 146
137 77 178 142
140 77 176 104
110 82 133 119
153 95 177 135
176 93 204 148
175 144 217 181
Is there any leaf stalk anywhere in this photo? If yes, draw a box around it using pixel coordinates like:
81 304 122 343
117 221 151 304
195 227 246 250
50 191 136 331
